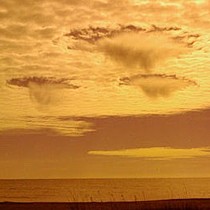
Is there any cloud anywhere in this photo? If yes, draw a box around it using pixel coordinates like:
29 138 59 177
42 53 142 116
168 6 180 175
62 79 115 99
1 0 210 119
88 147 210 160
0 0 55 26
147 25 181 33
64 24 198 48
172 33 200 48
64 25 146 43
0 116 93 137
7 77 79 105
119 74 197 98
7 76 78 88
98 32 187 72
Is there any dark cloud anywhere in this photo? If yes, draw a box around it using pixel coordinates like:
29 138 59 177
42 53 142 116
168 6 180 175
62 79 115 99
120 74 197 98
64 24 186 44
7 76 79 89
29 109 210 150
64 25 146 44
64 24 199 46
172 33 200 48
147 25 181 33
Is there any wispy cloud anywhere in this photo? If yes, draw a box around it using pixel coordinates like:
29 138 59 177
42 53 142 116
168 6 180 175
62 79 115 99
98 32 187 72
0 116 93 137
88 147 210 160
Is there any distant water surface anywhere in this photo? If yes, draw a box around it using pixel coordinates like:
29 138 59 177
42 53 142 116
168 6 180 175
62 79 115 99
0 178 210 202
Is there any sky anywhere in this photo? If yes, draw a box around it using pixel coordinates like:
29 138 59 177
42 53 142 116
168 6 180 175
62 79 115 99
1 0 210 178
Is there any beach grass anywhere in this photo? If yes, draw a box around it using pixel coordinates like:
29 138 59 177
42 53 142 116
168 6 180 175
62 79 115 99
0 199 210 210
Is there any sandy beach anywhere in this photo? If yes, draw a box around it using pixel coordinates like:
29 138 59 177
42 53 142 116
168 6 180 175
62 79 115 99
0 199 210 210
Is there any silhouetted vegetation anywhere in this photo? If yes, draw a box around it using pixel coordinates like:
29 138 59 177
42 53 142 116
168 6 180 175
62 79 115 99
0 199 210 210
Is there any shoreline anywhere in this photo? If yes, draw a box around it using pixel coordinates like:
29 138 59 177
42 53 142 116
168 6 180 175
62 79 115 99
0 198 210 210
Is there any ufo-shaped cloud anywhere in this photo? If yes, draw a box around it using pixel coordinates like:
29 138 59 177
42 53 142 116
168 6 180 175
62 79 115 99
7 76 79 105
120 74 197 98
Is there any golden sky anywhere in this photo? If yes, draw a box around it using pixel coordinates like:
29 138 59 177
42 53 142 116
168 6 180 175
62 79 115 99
1 0 210 178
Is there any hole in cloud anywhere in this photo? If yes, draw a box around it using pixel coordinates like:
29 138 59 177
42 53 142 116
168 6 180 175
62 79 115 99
7 76 80 105
88 147 210 160
119 74 197 98
63 25 199 67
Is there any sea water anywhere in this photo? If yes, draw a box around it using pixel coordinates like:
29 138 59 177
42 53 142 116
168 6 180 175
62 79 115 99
0 178 210 202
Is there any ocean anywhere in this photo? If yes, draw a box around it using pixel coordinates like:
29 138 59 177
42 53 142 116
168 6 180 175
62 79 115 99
0 178 210 202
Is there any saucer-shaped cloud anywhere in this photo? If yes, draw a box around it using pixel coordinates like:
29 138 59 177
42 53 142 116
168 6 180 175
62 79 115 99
98 33 187 72
7 77 79 105
65 24 198 48
7 76 79 89
120 74 197 98
89 147 210 160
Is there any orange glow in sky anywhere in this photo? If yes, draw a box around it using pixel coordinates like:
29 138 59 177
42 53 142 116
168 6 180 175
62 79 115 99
1 0 210 178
